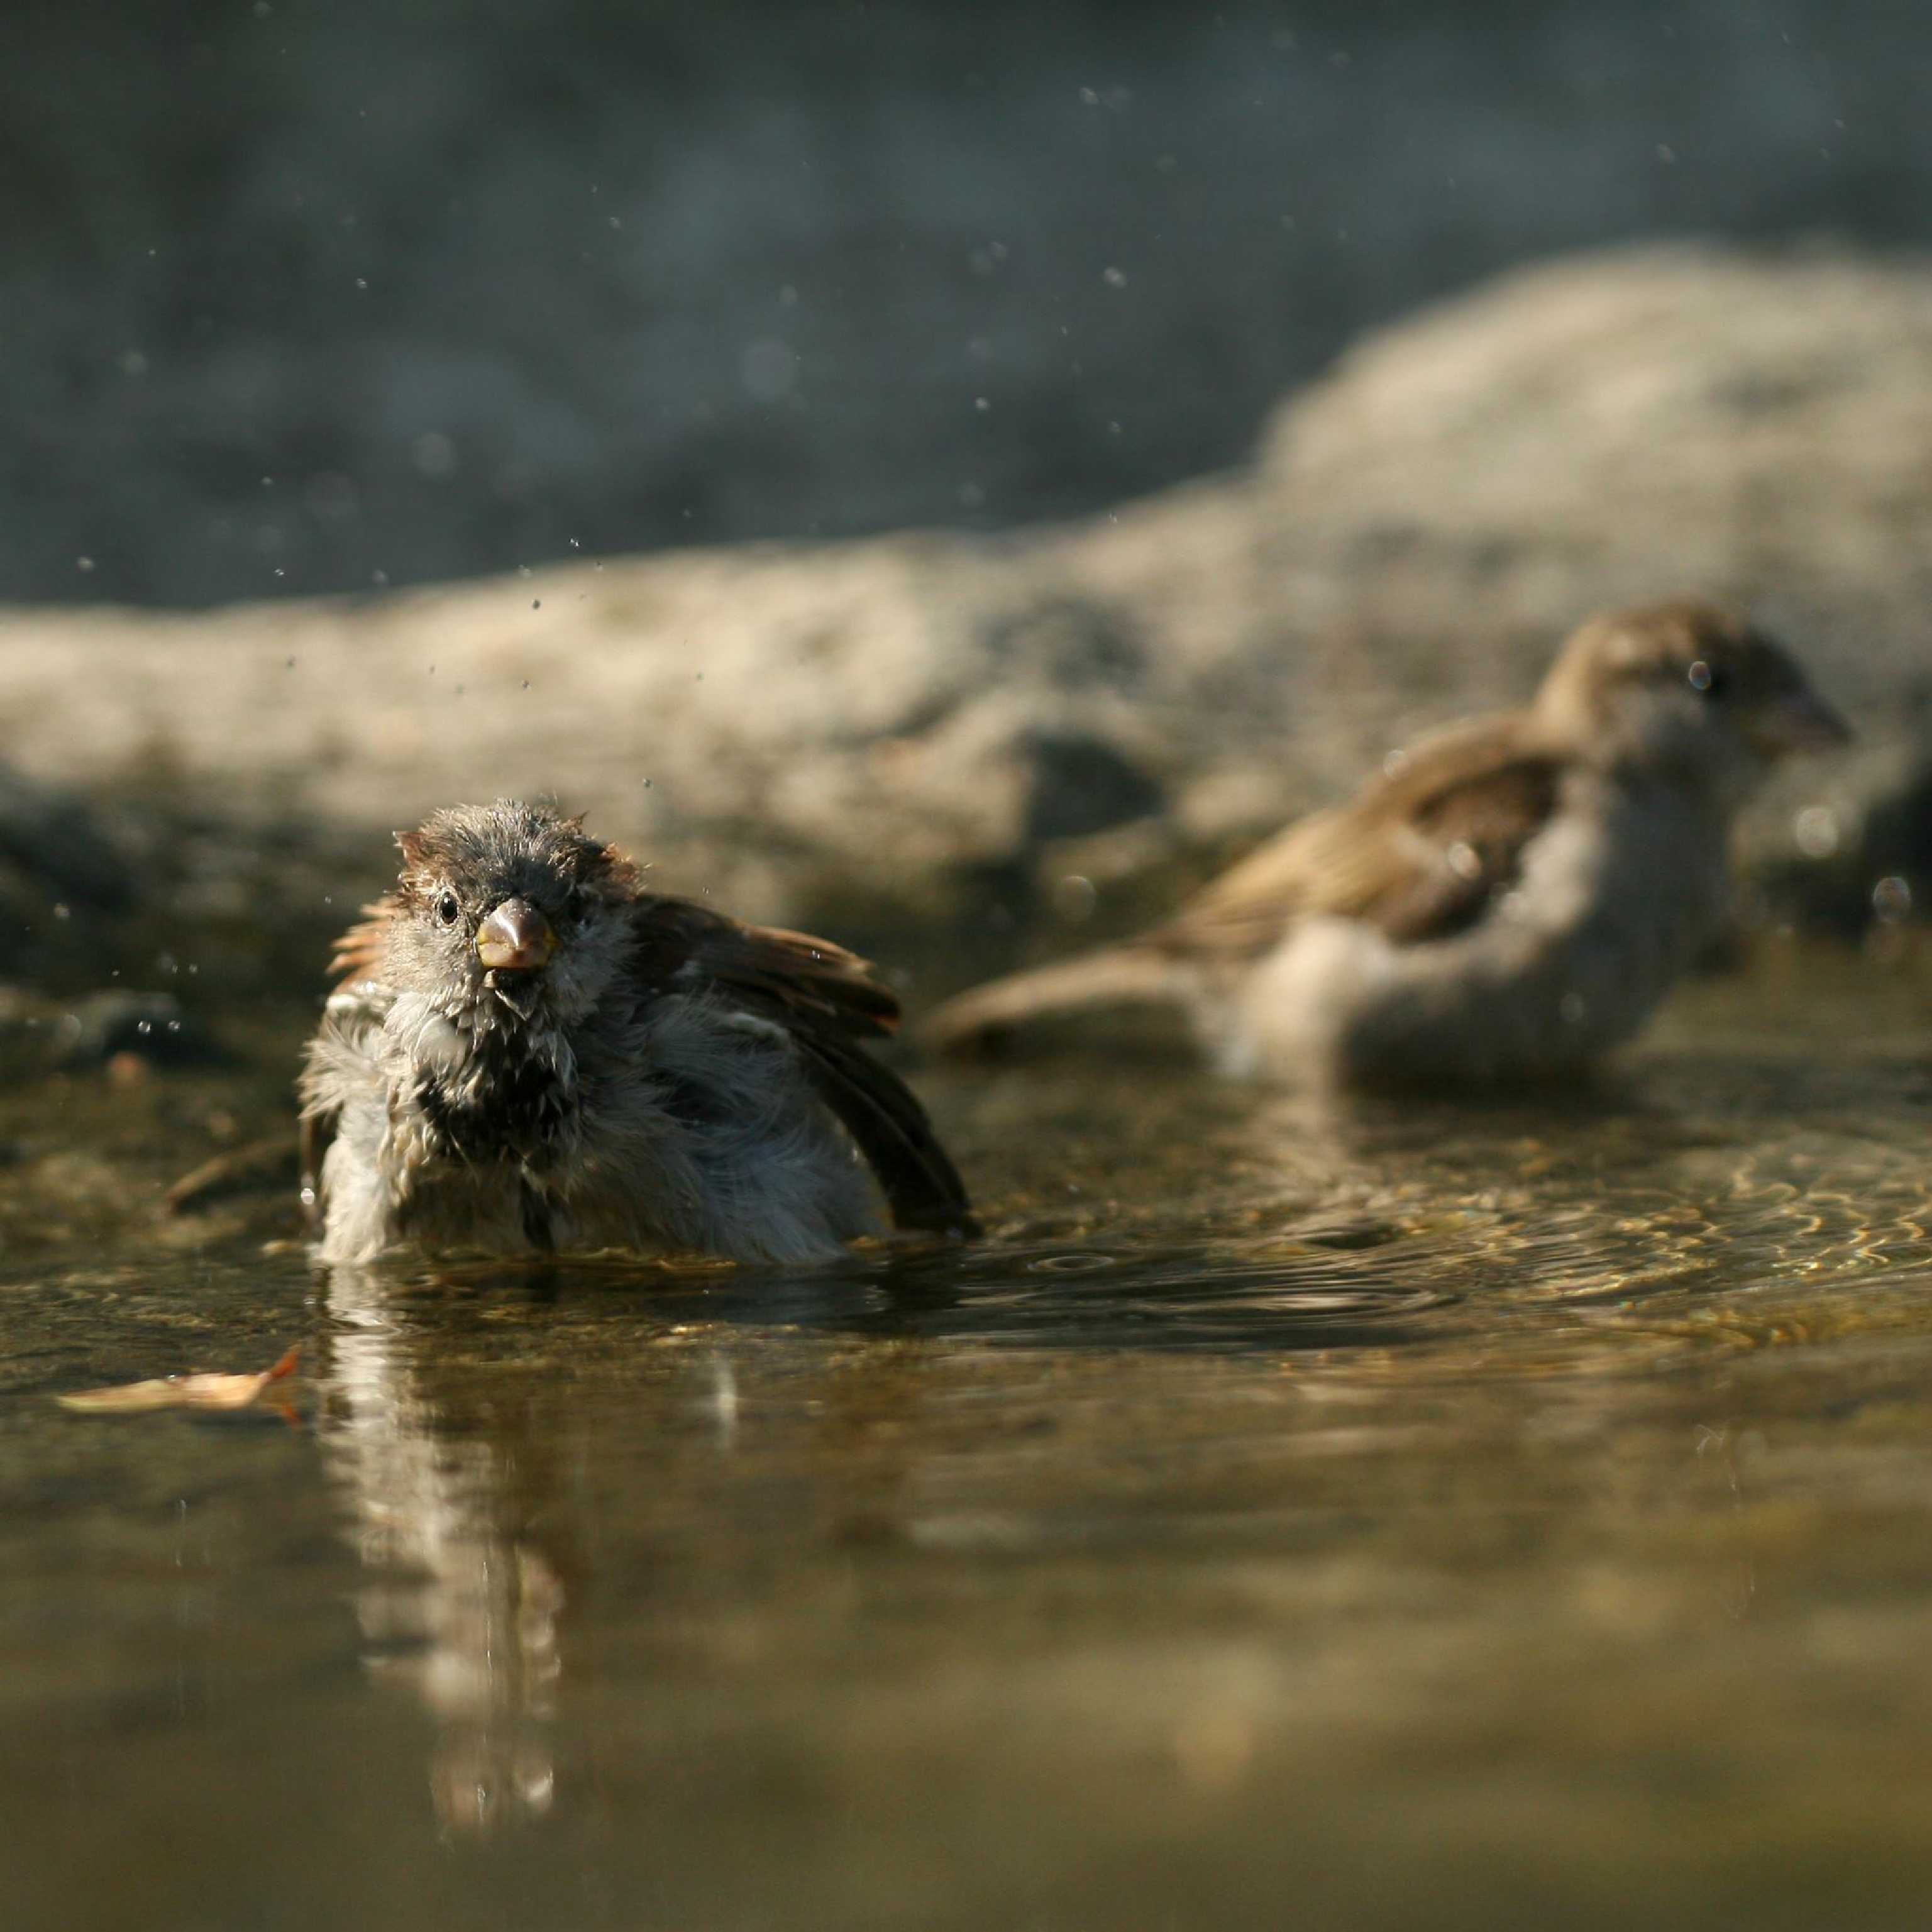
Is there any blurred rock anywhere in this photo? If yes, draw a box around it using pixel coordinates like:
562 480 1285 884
1752 720 1932 941
0 765 141 985
50 992 226 1070
0 766 133 913
0 243 1928 974
15 3 1932 609
0 985 226 1072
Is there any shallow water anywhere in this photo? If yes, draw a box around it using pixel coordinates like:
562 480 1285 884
3 949 1930 1931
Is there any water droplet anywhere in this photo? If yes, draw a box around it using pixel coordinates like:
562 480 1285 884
1793 805 1840 859
1872 875 1913 922
1053 875 1098 922
740 338 797 401
412 432 456 478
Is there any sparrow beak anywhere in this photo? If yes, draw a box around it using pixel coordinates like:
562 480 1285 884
475 899 557 973
1745 687 1853 759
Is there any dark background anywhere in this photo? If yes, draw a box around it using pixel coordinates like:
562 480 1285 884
1 0 1918 607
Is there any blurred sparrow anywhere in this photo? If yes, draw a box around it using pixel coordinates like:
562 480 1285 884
924 600 1850 1086
301 800 974 1264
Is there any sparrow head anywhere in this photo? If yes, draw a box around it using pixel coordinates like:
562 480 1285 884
1532 599 1850 800
382 799 640 1026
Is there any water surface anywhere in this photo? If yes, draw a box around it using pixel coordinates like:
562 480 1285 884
3 951 1929 1931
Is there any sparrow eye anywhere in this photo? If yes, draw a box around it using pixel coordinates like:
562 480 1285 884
1687 660 1728 699
436 891 461 926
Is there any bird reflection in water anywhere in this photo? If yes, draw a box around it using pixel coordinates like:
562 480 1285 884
316 1264 566 1835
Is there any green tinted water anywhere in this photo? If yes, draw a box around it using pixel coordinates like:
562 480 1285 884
2 951 1929 1930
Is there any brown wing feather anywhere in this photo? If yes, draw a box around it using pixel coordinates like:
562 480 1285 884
1152 718 1562 963
1377 754 1561 941
629 897 901 1037
630 896 975 1235
328 898 397 985
786 1028 979 1236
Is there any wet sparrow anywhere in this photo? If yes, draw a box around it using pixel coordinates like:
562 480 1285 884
924 600 1850 1086
301 800 974 1264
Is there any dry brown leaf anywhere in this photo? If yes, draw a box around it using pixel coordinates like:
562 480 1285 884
58 1344 301 1415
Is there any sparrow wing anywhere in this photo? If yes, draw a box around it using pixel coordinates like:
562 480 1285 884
1153 717 1563 963
629 897 976 1235
781 1024 979 1237
326 897 397 985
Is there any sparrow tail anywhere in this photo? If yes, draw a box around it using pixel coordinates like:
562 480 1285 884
920 945 1186 1056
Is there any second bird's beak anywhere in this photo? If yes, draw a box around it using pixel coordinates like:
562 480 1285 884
1745 688 1854 759
475 899 557 973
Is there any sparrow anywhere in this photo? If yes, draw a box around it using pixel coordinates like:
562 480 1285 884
922 600 1851 1088
299 800 974 1264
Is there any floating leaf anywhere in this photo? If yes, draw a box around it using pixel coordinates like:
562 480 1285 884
58 1344 301 1415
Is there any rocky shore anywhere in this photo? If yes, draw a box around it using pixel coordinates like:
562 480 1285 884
3 244 1928 1005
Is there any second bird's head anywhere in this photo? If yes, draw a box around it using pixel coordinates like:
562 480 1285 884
1533 599 1850 805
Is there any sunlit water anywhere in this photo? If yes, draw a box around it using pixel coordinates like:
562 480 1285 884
2 949 1929 1931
